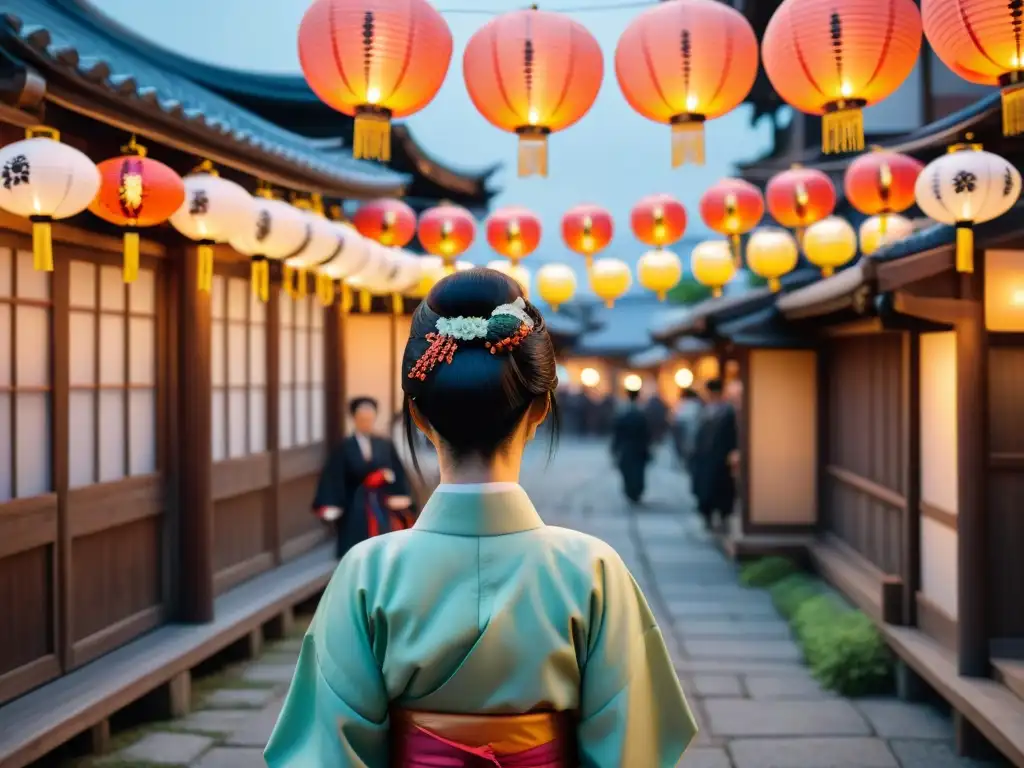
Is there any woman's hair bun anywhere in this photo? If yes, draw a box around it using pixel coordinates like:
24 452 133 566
401 267 559 464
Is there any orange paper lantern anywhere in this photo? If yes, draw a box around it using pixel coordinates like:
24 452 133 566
844 148 924 223
463 7 603 177
418 203 476 269
615 0 759 167
923 0 1024 135
298 0 452 162
765 165 836 239
762 0 922 154
562 204 613 266
352 198 417 247
631 194 687 247
486 207 542 264
699 178 764 260
90 139 185 283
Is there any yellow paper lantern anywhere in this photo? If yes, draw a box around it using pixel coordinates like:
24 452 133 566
745 227 799 291
858 213 915 256
411 255 447 298
637 248 683 301
536 263 577 311
589 257 632 308
487 259 531 297
802 215 857 277
690 239 736 297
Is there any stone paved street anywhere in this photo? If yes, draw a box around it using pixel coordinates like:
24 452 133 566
93 440 1007 767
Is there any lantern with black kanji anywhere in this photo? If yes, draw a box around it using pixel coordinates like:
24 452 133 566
0 126 100 273
228 186 309 302
90 137 184 283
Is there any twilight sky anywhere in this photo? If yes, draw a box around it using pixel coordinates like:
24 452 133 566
89 0 776 294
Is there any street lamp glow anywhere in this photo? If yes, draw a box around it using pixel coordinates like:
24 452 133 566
674 367 694 388
580 367 601 388
624 374 643 392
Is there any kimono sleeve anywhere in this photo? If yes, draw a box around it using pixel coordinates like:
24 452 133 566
577 551 698 768
264 552 389 768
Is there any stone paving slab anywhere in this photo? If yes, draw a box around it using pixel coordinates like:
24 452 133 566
239 663 297 685
742 674 836 700
727 737 899 768
100 732 214 765
678 746 734 767
855 698 957 739
224 699 284 747
688 675 745 698
174 709 252 736
202 687 280 709
193 747 266 768
889 739 1006 768
675 659 808 676
703 699 872 737
683 639 803 662
675 619 792 640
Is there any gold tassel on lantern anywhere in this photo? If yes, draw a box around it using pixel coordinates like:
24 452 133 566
282 265 295 298
30 217 54 272
392 292 403 316
316 272 335 307
1000 74 1024 136
295 267 308 299
359 290 372 313
822 100 866 154
955 224 974 273
122 231 140 283
341 282 354 314
516 127 549 178
711 286 723 298
251 256 270 303
353 106 392 162
196 243 214 292
670 115 706 167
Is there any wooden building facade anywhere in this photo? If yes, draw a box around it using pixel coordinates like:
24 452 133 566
0 2 489 764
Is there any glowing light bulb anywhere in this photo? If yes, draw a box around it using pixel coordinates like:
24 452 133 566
366 86 381 104
1013 289 1024 306
624 374 643 393
674 367 694 388
527 107 539 125
685 94 698 112
840 81 853 98
580 367 601 388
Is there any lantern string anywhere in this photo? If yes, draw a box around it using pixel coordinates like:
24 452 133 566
435 0 656 13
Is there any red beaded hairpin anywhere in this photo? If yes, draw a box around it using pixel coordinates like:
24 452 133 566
408 298 535 381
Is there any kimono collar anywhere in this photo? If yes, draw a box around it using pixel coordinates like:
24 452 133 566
414 484 545 536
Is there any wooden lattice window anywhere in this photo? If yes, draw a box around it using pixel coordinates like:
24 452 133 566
279 294 325 449
211 275 267 460
0 248 52 500
67 261 158 487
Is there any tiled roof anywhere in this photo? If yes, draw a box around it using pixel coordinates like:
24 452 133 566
1 0 408 194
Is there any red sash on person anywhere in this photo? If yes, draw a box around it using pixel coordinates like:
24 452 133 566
364 469 414 538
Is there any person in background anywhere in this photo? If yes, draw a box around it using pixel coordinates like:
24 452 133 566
690 378 739 532
312 396 413 559
267 268 696 767
644 392 670 445
611 386 653 504
671 387 704 472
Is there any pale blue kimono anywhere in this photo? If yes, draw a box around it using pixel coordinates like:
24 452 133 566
264 484 697 767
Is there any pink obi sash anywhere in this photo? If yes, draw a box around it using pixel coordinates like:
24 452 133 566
390 710 576 768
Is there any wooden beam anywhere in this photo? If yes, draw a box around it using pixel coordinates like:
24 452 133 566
823 319 883 337
892 291 974 325
177 246 214 623
955 269 990 677
901 332 922 628
266 281 282 565
876 247 956 293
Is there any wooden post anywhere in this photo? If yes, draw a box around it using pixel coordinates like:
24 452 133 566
51 251 72 669
737 346 752 537
901 331 921 627
956 267 989 677
266 278 282 564
324 301 345 444
389 307 399 425
177 246 214 623
815 345 829 535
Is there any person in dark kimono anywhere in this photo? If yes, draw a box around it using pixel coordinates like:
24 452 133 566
611 387 653 504
313 396 413 559
644 393 670 445
690 379 739 531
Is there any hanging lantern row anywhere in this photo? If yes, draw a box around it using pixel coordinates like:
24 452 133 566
298 0 1024 175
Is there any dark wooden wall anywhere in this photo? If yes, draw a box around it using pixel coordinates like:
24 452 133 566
0 234 332 706
822 332 907 576
987 335 1024 642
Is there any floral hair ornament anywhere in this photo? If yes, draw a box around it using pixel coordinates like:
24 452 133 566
408 297 536 381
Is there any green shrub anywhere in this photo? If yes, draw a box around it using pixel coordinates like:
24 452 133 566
769 573 825 620
791 595 893 696
739 556 798 588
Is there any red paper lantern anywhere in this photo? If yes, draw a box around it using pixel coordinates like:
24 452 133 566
298 0 452 161
418 203 476 268
700 178 764 260
615 0 759 167
352 198 417 247
844 148 924 217
486 207 542 264
89 139 185 283
562 205 613 266
762 0 922 154
463 7 603 177
631 194 687 247
922 0 1024 135
765 165 836 237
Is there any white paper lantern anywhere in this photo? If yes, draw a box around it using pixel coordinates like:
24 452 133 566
411 255 447 298
589 257 632 308
487 259 531 297
0 128 100 272
229 194 310 301
915 142 1022 273
536 263 577 311
456 261 475 272
637 248 683 300
319 222 371 280
169 168 255 291
802 216 858 277
345 243 398 313
859 213 915 256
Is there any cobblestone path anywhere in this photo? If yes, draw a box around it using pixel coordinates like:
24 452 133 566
96 440 1006 767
